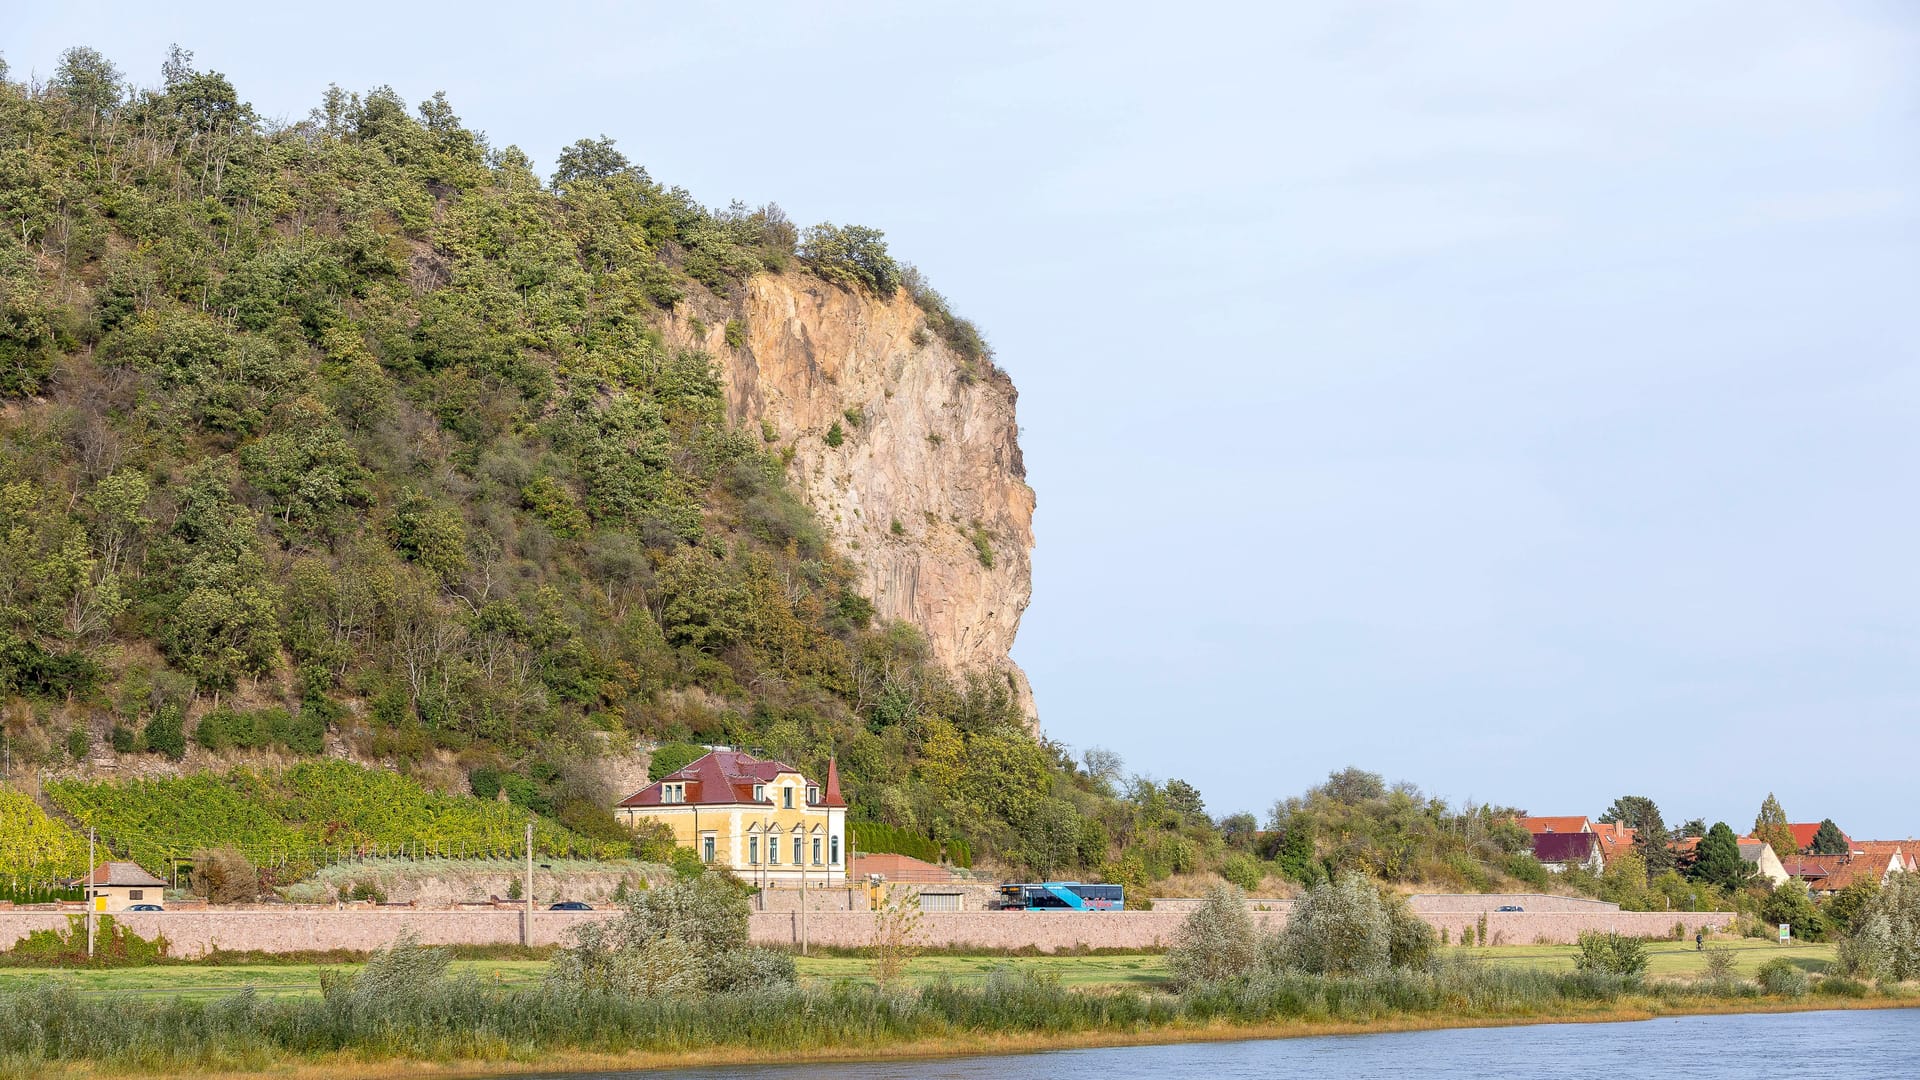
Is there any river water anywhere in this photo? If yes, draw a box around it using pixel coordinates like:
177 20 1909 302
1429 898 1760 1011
533 1009 1920 1079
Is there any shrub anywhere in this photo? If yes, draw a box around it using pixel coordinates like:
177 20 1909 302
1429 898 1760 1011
142 705 186 761
1837 874 1920 980
1702 946 1738 987
1815 975 1869 998
646 743 706 782
548 872 783 996
1168 884 1260 988
1572 932 1649 980
723 319 744 350
824 420 845 448
1755 957 1808 997
109 725 136 753
1502 853 1550 890
1270 873 1390 976
191 847 259 904
1220 853 1262 892
65 726 90 761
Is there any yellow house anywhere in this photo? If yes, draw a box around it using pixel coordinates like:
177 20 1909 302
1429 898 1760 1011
617 750 847 886
78 861 168 911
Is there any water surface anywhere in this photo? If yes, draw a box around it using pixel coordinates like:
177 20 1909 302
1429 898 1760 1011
537 1008 1919 1079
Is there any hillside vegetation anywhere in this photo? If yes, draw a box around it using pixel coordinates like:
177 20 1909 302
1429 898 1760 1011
0 45 1225 887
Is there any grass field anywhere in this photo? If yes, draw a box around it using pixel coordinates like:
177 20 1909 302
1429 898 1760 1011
0 939 1839 998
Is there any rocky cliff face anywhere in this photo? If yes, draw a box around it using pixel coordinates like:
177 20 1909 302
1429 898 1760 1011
667 274 1037 720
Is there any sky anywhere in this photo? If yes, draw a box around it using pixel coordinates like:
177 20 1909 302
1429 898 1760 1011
8 3 1917 835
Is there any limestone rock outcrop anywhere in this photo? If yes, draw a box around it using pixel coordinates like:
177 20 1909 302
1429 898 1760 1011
668 274 1036 720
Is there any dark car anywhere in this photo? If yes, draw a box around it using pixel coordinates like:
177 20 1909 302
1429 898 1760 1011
548 901 593 911
1495 905 1524 912
126 904 164 912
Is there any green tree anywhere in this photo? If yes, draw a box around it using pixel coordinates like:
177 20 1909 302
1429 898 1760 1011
551 136 633 189
1598 794 1675 875
1694 821 1750 889
1762 880 1825 941
1809 818 1848 856
52 46 123 124
1752 793 1796 858
798 223 901 297
1164 778 1206 821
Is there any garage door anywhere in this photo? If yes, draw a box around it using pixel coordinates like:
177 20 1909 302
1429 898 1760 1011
918 892 962 912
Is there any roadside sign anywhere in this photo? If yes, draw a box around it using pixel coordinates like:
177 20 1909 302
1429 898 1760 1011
1779 923 1790 942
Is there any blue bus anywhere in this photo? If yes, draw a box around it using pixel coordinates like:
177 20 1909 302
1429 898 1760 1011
995 882 1124 911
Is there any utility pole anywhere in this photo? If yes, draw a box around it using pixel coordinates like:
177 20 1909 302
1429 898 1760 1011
86 827 96 959
522 820 534 947
799 834 808 956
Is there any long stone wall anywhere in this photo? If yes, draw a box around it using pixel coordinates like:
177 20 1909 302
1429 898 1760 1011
0 906 1734 958
1407 893 1621 913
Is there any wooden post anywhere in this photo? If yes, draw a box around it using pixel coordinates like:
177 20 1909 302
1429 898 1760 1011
522 821 534 947
86 827 96 959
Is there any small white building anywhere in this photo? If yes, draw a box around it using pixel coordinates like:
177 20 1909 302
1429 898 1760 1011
78 861 168 912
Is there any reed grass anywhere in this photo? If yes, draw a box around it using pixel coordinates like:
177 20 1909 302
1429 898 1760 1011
0 959 1904 1078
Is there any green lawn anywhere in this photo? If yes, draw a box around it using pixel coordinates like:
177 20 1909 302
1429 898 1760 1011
1468 938 1836 977
0 939 1839 998
0 959 548 1000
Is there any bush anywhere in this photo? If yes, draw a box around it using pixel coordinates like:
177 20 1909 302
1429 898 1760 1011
1815 975 1869 998
646 743 706 782
1220 853 1262 892
1836 875 1920 980
142 705 186 761
548 872 785 996
1270 873 1390 976
1701 946 1738 987
109 725 136 753
1502 853 1550 890
1167 884 1260 988
191 847 259 904
1572 932 1648 980
1755 957 1808 997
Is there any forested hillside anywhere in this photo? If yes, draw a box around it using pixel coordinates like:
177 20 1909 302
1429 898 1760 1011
0 45 1225 885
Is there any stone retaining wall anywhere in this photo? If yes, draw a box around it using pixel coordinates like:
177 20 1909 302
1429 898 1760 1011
1408 893 1620 913
0 907 1735 958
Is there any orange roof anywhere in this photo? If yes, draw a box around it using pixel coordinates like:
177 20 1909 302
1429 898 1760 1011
1519 816 1592 835
80 861 166 888
1590 822 1637 864
1787 822 1850 854
1818 854 1897 892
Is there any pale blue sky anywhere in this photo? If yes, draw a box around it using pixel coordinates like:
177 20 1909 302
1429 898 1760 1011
9 3 1917 834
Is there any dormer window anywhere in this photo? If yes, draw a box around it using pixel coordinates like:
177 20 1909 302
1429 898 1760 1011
662 783 685 804
783 786 794 809
807 786 820 805
753 784 766 803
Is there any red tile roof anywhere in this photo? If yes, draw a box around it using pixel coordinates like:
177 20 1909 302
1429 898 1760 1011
1819 854 1897 892
619 750 838 808
81 861 166 888
1518 816 1592 835
1780 854 1849 882
1591 822 1637 863
1787 822 1850 854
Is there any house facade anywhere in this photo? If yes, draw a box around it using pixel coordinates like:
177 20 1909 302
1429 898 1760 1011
1532 832 1603 874
1737 841 1789 887
617 750 847 886
77 861 167 912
